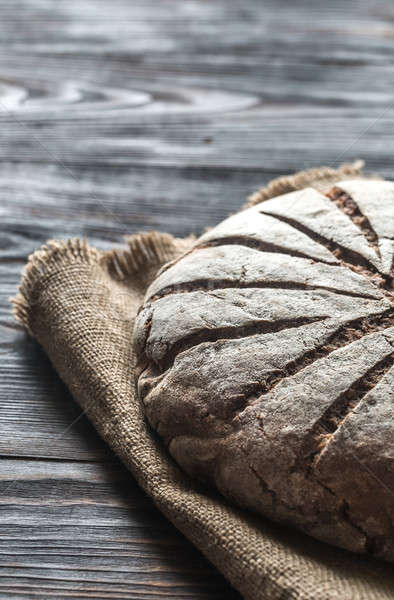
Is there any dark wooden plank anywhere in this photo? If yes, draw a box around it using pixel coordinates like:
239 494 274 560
1 1 394 177
0 163 267 260
0 459 240 599
0 327 111 461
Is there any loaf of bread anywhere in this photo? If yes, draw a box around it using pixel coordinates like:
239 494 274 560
133 180 394 562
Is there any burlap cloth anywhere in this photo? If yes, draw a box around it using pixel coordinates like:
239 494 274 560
12 161 394 600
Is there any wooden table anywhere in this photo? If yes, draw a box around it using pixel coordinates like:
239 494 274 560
1 1 393 598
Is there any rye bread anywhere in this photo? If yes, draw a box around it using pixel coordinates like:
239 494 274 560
133 179 394 562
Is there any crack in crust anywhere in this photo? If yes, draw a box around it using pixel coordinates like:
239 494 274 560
326 186 393 291
303 353 394 471
234 309 394 417
327 187 381 257
197 236 336 264
155 316 326 373
147 278 379 305
259 209 385 280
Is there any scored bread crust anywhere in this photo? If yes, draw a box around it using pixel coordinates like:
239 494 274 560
133 180 394 562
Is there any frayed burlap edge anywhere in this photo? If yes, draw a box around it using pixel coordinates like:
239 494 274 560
12 232 195 335
12 238 99 336
102 231 195 281
244 159 380 208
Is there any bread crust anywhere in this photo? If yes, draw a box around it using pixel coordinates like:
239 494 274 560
134 180 394 562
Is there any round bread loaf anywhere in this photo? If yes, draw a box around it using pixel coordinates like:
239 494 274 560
134 180 394 562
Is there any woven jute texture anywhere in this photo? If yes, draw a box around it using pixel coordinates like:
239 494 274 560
13 161 394 600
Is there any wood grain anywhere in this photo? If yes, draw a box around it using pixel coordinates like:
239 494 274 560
1 0 393 597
